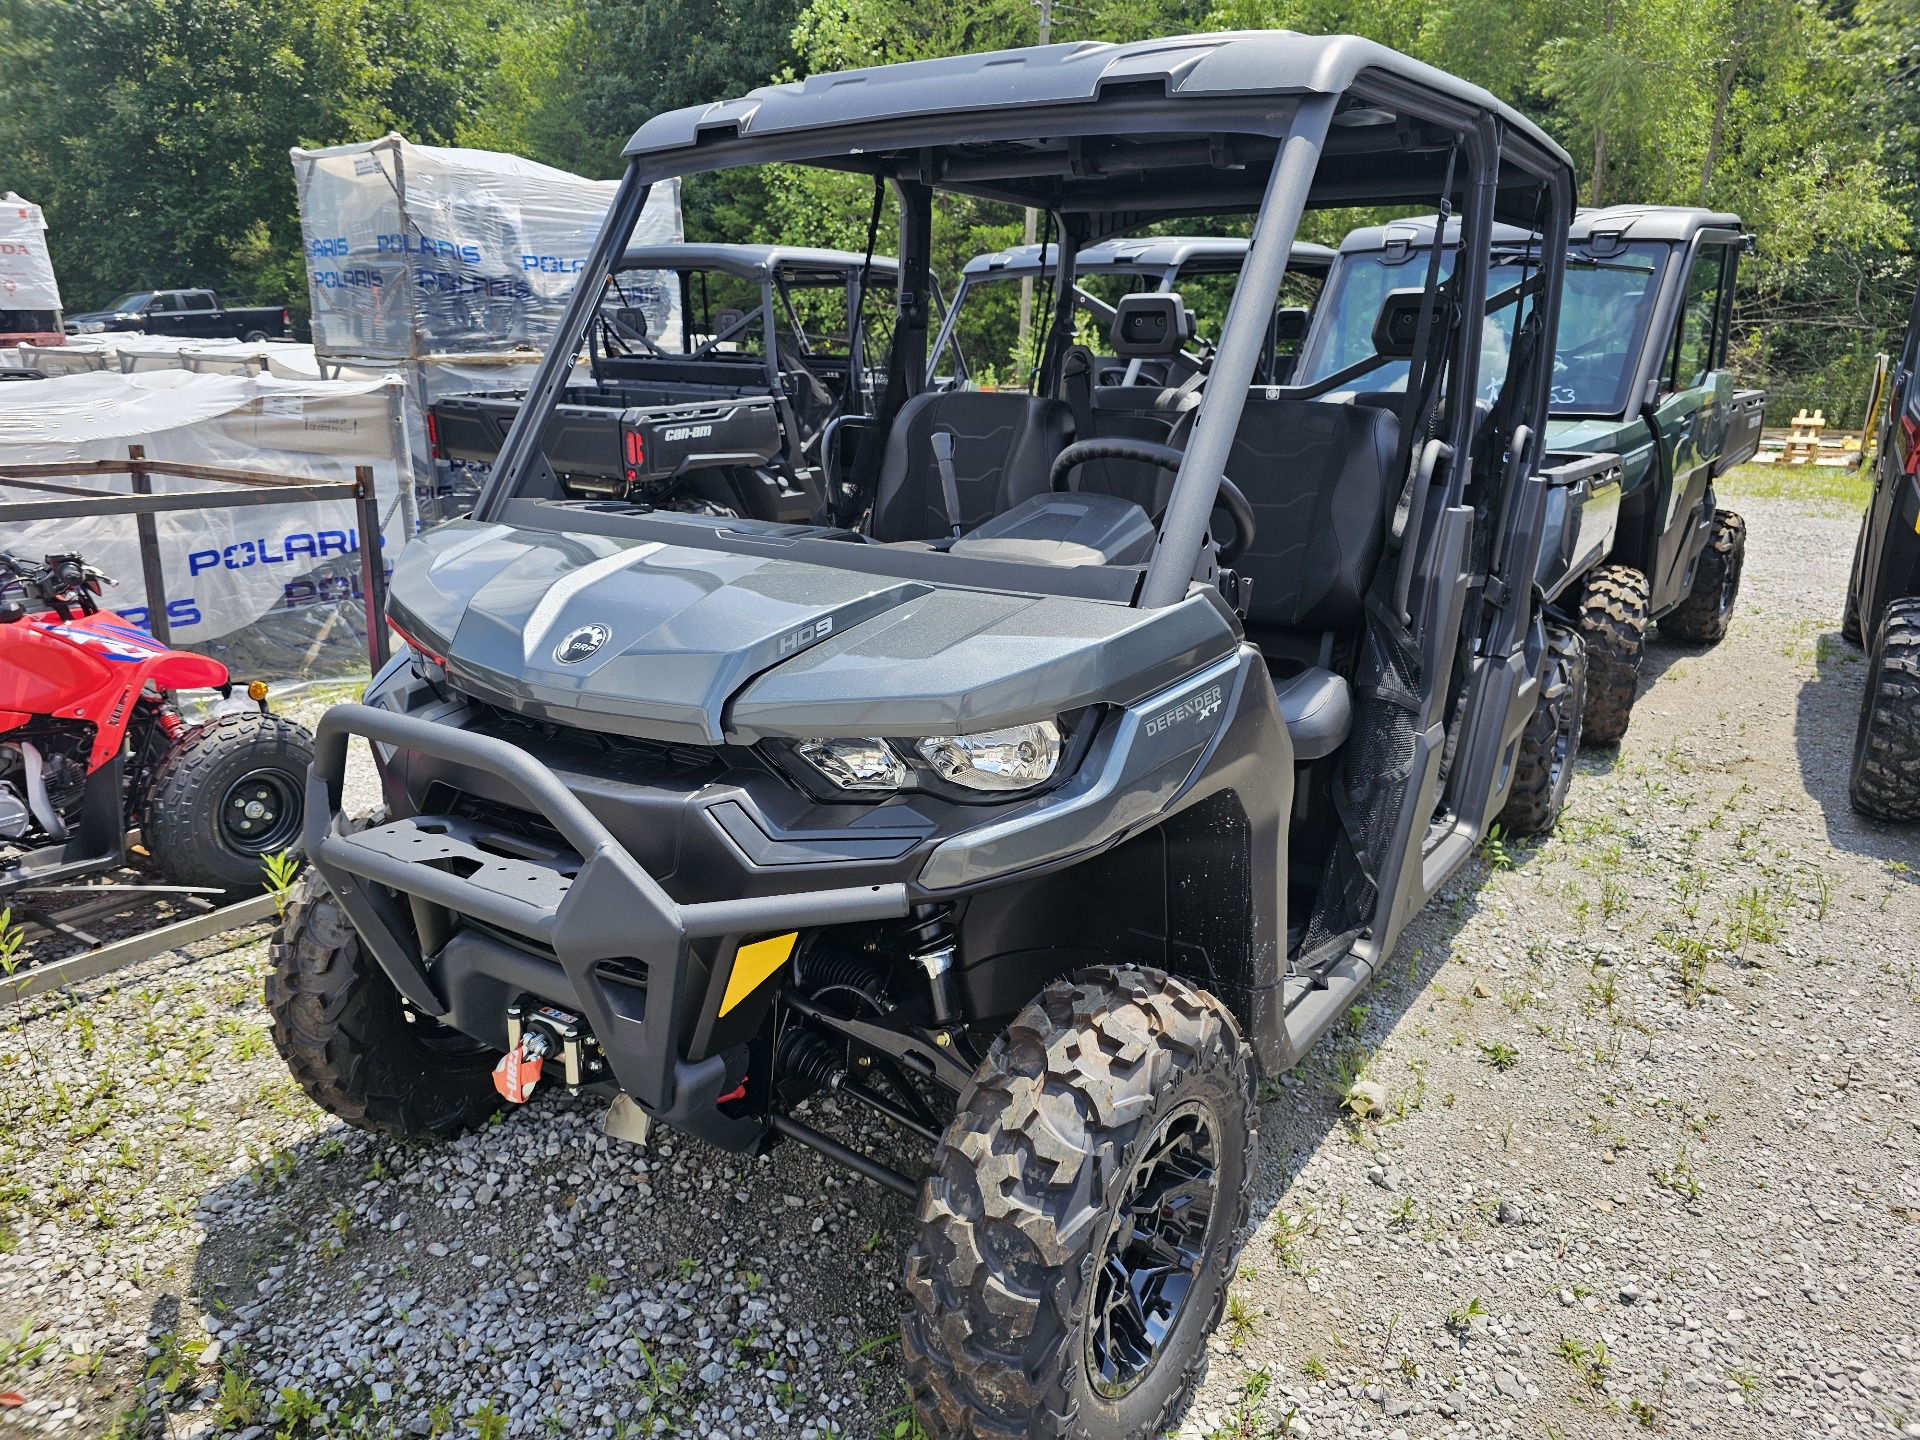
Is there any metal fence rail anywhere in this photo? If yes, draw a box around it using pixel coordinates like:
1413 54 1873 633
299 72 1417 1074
0 448 390 673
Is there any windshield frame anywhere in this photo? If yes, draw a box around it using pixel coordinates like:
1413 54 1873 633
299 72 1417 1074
472 81 1569 609
1298 238 1679 420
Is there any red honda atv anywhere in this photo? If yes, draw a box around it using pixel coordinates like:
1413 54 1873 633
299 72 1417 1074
0 551 313 897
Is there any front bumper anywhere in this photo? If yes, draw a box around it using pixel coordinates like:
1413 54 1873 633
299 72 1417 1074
307 704 909 1146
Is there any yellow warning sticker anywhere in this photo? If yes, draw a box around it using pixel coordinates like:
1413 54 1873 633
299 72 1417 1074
718 932 798 1016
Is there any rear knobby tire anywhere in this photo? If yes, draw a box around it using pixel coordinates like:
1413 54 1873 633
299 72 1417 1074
1660 509 1746 645
144 710 313 889
1496 624 1587 837
266 863 501 1140
1848 596 1920 822
903 965 1256 1440
1576 564 1650 746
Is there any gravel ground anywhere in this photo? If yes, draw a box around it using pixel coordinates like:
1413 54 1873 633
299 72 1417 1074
1 467 1916 1440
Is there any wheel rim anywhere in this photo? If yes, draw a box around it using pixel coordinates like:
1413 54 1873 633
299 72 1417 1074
218 768 300 855
1086 1099 1221 1397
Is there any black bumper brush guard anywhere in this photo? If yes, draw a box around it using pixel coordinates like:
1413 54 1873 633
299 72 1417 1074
305 704 910 1149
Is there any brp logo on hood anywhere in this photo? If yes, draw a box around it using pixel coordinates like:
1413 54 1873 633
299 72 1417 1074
552 624 611 665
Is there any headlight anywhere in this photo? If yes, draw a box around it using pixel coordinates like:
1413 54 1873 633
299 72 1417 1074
786 719 1065 797
75 322 104 333
916 720 1061 792
794 737 907 791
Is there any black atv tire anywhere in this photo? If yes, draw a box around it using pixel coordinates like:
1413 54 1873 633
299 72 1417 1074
266 861 500 1140
902 965 1256 1440
1842 514 1868 649
1496 624 1587 837
1576 564 1650 746
144 710 313 890
1848 597 1920 822
1660 509 1746 645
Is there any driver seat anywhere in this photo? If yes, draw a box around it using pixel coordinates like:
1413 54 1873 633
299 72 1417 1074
869 391 1072 542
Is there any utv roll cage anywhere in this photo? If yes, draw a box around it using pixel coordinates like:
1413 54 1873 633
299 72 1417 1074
472 33 1575 613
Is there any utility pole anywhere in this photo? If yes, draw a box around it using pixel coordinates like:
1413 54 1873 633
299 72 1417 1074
1017 0 1054 381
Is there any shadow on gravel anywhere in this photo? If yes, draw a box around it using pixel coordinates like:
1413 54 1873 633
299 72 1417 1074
1790 625 1920 874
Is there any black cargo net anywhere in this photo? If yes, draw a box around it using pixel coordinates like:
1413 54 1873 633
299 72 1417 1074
1295 592 1423 973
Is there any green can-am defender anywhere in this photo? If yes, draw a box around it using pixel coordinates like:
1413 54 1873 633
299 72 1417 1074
1297 205 1764 749
270 33 1615 1437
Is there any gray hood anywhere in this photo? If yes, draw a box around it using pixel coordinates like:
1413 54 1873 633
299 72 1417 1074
389 520 1237 747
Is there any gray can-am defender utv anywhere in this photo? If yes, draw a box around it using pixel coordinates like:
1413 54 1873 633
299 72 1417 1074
930 235 1336 391
270 32 1602 1438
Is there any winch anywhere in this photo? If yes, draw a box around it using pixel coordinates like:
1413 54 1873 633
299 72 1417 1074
492 998 605 1103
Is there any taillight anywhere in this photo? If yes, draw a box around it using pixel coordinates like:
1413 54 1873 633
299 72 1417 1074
623 427 643 482
426 412 443 460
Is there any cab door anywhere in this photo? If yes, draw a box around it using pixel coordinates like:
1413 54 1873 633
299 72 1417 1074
1647 239 1735 613
144 291 189 336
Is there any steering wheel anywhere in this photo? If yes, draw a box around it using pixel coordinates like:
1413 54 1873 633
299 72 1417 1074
1048 438 1255 565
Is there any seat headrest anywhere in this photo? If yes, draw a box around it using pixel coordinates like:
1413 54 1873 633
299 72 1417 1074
1110 293 1195 358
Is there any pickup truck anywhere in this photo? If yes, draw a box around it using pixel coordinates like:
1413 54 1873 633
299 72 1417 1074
429 242 896 524
1297 204 1765 743
64 289 291 342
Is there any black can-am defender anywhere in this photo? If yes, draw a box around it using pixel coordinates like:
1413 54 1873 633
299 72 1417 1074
1298 205 1764 749
429 244 902 523
271 33 1608 1436
1844 279 1920 820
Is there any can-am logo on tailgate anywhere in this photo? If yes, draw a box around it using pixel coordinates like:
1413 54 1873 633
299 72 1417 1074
553 624 611 664
1145 684 1223 736
661 424 713 442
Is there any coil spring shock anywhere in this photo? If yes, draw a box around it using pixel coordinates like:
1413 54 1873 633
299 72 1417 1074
904 903 960 1027
776 1028 847 1092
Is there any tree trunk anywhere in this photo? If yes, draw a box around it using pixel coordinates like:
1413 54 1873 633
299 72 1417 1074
1700 58 1734 204
1592 128 1606 207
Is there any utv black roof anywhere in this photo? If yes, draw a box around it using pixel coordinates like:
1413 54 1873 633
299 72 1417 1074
1331 215 1535 252
618 32 1572 209
617 243 899 279
959 237 1337 280
1333 205 1744 254
1568 205 1744 244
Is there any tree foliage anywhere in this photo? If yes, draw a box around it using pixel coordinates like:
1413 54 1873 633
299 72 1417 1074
0 0 1911 416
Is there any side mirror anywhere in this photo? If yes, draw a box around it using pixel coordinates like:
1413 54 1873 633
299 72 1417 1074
1273 306 1310 345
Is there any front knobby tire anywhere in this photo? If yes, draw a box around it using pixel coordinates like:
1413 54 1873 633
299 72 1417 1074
1660 509 1747 645
1849 597 1920 822
1497 624 1587 837
266 864 500 1140
144 710 313 889
903 966 1257 1440
1576 564 1650 746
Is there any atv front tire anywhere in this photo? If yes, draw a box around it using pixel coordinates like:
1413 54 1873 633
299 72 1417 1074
144 710 313 889
1576 564 1650 745
266 863 500 1140
1848 596 1920 822
1660 509 1746 644
903 966 1256 1439
1496 624 1587 836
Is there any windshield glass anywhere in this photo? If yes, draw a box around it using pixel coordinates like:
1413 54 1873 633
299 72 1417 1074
1297 241 1670 414
105 293 153 313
